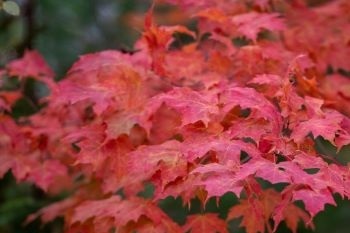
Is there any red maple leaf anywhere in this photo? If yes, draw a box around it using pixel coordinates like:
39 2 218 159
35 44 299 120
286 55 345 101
70 196 181 233
183 213 228 233
6 50 54 79
232 12 285 41
1 1 350 233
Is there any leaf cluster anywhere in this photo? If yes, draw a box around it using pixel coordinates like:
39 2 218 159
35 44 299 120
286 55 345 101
1 0 350 232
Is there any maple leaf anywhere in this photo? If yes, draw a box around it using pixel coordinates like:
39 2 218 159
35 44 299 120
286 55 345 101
219 86 282 135
140 87 219 132
291 111 345 145
195 8 228 23
303 96 324 118
249 74 283 87
66 123 107 171
162 48 209 84
284 1 350 72
272 190 313 233
231 12 285 41
105 111 139 139
127 140 188 190
26 197 80 224
191 163 243 198
1 154 69 192
293 188 336 218
183 213 228 233
141 5 195 77
320 74 350 116
278 161 327 191
65 122 139 194
182 135 261 163
225 118 272 143
0 115 70 190
227 197 265 233
148 103 182 144
70 196 181 233
98 137 136 194
71 196 138 227
292 153 347 196
221 191 284 233
153 175 199 204
143 4 195 50
6 50 54 79
282 204 313 233
1 1 350 233
235 158 291 185
52 51 148 115
27 159 68 192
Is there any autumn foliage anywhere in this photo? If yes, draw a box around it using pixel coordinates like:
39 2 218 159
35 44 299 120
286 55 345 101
1 0 350 232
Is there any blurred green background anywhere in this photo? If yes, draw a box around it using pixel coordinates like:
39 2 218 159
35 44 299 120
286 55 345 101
0 0 149 78
1 0 350 233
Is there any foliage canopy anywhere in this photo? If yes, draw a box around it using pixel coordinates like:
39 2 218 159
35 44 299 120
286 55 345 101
1 0 350 232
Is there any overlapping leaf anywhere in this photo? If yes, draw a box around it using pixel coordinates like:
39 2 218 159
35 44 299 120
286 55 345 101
1 1 350 233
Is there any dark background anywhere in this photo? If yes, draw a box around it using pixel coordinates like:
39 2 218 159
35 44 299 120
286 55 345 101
1 0 349 233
